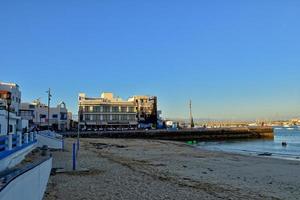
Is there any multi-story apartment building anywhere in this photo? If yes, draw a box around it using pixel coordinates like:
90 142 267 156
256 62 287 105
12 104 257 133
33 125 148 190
20 100 69 131
130 96 158 128
78 92 138 130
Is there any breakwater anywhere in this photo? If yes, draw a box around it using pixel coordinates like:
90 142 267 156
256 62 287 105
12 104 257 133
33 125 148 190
64 127 274 141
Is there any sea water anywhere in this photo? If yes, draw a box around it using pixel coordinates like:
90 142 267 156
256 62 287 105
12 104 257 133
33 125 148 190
197 127 300 160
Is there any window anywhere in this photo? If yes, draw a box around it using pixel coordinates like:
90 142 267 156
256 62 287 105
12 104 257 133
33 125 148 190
40 114 46 118
112 114 119 121
103 114 110 121
129 115 136 121
112 106 119 113
85 114 91 121
94 114 101 121
93 106 101 112
121 115 127 121
9 125 13 133
29 105 35 109
128 107 135 113
103 106 110 113
84 106 90 112
121 107 127 113
60 113 67 120
52 114 58 118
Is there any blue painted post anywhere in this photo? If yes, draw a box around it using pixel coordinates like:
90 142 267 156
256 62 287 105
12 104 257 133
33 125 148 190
72 143 76 171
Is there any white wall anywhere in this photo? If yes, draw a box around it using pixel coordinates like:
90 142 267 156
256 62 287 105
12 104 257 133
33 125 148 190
0 157 52 200
36 131 63 149
0 110 20 136
0 82 21 114
0 142 36 172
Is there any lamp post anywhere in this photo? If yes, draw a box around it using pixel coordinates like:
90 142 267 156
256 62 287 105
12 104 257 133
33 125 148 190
5 92 12 135
46 88 52 130
77 100 81 151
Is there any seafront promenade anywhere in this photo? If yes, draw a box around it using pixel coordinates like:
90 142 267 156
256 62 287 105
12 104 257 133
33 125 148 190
64 127 274 141
44 137 299 200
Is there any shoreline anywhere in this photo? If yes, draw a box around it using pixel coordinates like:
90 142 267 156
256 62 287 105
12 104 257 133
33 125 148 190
44 138 300 200
197 145 300 162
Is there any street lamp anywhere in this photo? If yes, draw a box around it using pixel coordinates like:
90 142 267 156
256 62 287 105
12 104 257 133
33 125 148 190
77 100 81 151
5 92 12 135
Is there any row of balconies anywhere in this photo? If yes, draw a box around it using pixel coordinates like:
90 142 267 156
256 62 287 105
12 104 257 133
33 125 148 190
83 114 137 122
80 105 135 113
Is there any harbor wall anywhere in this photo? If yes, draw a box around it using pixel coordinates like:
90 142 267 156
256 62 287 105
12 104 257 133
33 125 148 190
64 127 274 141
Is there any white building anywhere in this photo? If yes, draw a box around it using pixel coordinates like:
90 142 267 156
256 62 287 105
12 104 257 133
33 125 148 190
20 100 70 131
0 82 21 114
0 82 22 136
78 92 138 129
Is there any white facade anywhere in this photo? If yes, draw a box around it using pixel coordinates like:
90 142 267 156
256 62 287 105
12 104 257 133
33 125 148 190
20 101 70 131
79 92 138 129
0 82 22 136
0 109 21 136
0 157 52 200
0 82 21 114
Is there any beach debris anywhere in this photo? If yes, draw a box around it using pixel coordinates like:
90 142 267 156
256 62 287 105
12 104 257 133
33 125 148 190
187 141 197 145
207 168 214 172
282 142 287 147
90 142 127 149
258 152 272 156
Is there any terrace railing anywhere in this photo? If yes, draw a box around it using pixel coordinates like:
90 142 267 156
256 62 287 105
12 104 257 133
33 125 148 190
0 132 37 160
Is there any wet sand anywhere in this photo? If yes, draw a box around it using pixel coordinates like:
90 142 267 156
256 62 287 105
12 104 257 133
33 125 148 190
44 138 300 200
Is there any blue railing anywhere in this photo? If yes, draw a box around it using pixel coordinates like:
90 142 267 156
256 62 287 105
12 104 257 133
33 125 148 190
0 132 37 160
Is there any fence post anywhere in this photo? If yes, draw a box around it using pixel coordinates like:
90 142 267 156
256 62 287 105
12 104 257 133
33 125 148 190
72 143 76 171
30 132 33 142
18 132 22 147
33 132 37 141
8 134 12 150
24 133 29 144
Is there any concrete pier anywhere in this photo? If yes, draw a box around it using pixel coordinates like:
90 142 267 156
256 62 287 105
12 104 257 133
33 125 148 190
64 127 274 141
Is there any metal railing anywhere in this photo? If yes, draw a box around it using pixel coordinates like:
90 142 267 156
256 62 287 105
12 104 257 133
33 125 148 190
0 132 37 159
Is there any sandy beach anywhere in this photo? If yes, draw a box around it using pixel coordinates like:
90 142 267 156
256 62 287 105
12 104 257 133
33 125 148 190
44 138 300 200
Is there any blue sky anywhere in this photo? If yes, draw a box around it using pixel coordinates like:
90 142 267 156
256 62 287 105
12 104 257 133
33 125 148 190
1 1 300 120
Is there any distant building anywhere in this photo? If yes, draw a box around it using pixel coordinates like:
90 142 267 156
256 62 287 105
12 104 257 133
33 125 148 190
78 92 138 129
20 100 70 131
0 82 22 136
129 96 158 128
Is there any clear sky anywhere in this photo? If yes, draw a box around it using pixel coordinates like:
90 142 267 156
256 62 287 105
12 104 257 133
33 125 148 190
1 1 300 120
